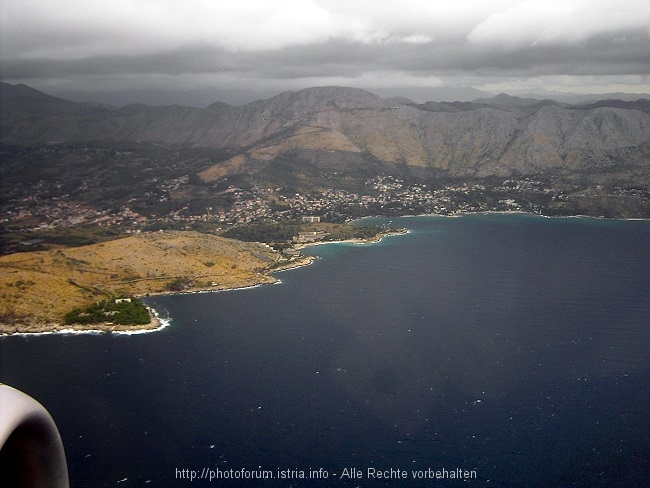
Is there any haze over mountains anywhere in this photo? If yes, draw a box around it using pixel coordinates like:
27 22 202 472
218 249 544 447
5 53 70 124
2 82 649 185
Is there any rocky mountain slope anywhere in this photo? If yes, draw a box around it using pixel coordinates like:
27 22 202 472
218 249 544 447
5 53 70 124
2 82 649 182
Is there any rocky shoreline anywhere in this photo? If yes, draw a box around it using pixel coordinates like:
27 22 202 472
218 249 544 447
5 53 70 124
0 243 334 336
0 305 162 336
0 226 487 336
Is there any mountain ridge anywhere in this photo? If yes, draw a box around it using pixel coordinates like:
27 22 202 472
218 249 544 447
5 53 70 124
1 81 649 184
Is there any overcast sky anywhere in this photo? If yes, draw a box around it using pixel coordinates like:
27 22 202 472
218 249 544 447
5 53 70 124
2 0 649 106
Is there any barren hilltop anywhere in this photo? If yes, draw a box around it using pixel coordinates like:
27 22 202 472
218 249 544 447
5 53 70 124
0 231 282 333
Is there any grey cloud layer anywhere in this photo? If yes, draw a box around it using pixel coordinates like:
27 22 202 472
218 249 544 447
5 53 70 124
4 29 649 80
1 1 649 104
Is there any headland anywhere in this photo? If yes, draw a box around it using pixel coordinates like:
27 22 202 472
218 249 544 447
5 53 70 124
0 228 402 335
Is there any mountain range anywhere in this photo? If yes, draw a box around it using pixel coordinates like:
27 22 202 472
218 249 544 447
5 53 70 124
1 81 650 235
2 82 650 182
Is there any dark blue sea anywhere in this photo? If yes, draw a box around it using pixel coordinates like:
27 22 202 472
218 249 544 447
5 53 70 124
1 214 650 487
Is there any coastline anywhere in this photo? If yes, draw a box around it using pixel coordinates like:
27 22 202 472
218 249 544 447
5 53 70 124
397 209 650 222
0 254 320 337
293 227 408 251
6 215 642 338
0 231 405 337
0 305 164 337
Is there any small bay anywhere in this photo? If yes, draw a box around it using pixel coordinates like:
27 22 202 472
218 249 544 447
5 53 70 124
1 214 649 486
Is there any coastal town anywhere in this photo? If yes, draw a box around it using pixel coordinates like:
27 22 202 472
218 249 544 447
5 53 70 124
3 140 650 257
1 174 617 247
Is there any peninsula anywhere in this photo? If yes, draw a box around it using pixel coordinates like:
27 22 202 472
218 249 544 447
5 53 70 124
0 231 279 334
0 225 400 335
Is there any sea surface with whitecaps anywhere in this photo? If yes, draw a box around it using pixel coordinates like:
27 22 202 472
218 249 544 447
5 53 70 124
1 214 649 486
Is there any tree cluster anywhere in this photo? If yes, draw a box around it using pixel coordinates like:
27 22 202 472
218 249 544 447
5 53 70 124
64 299 150 325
